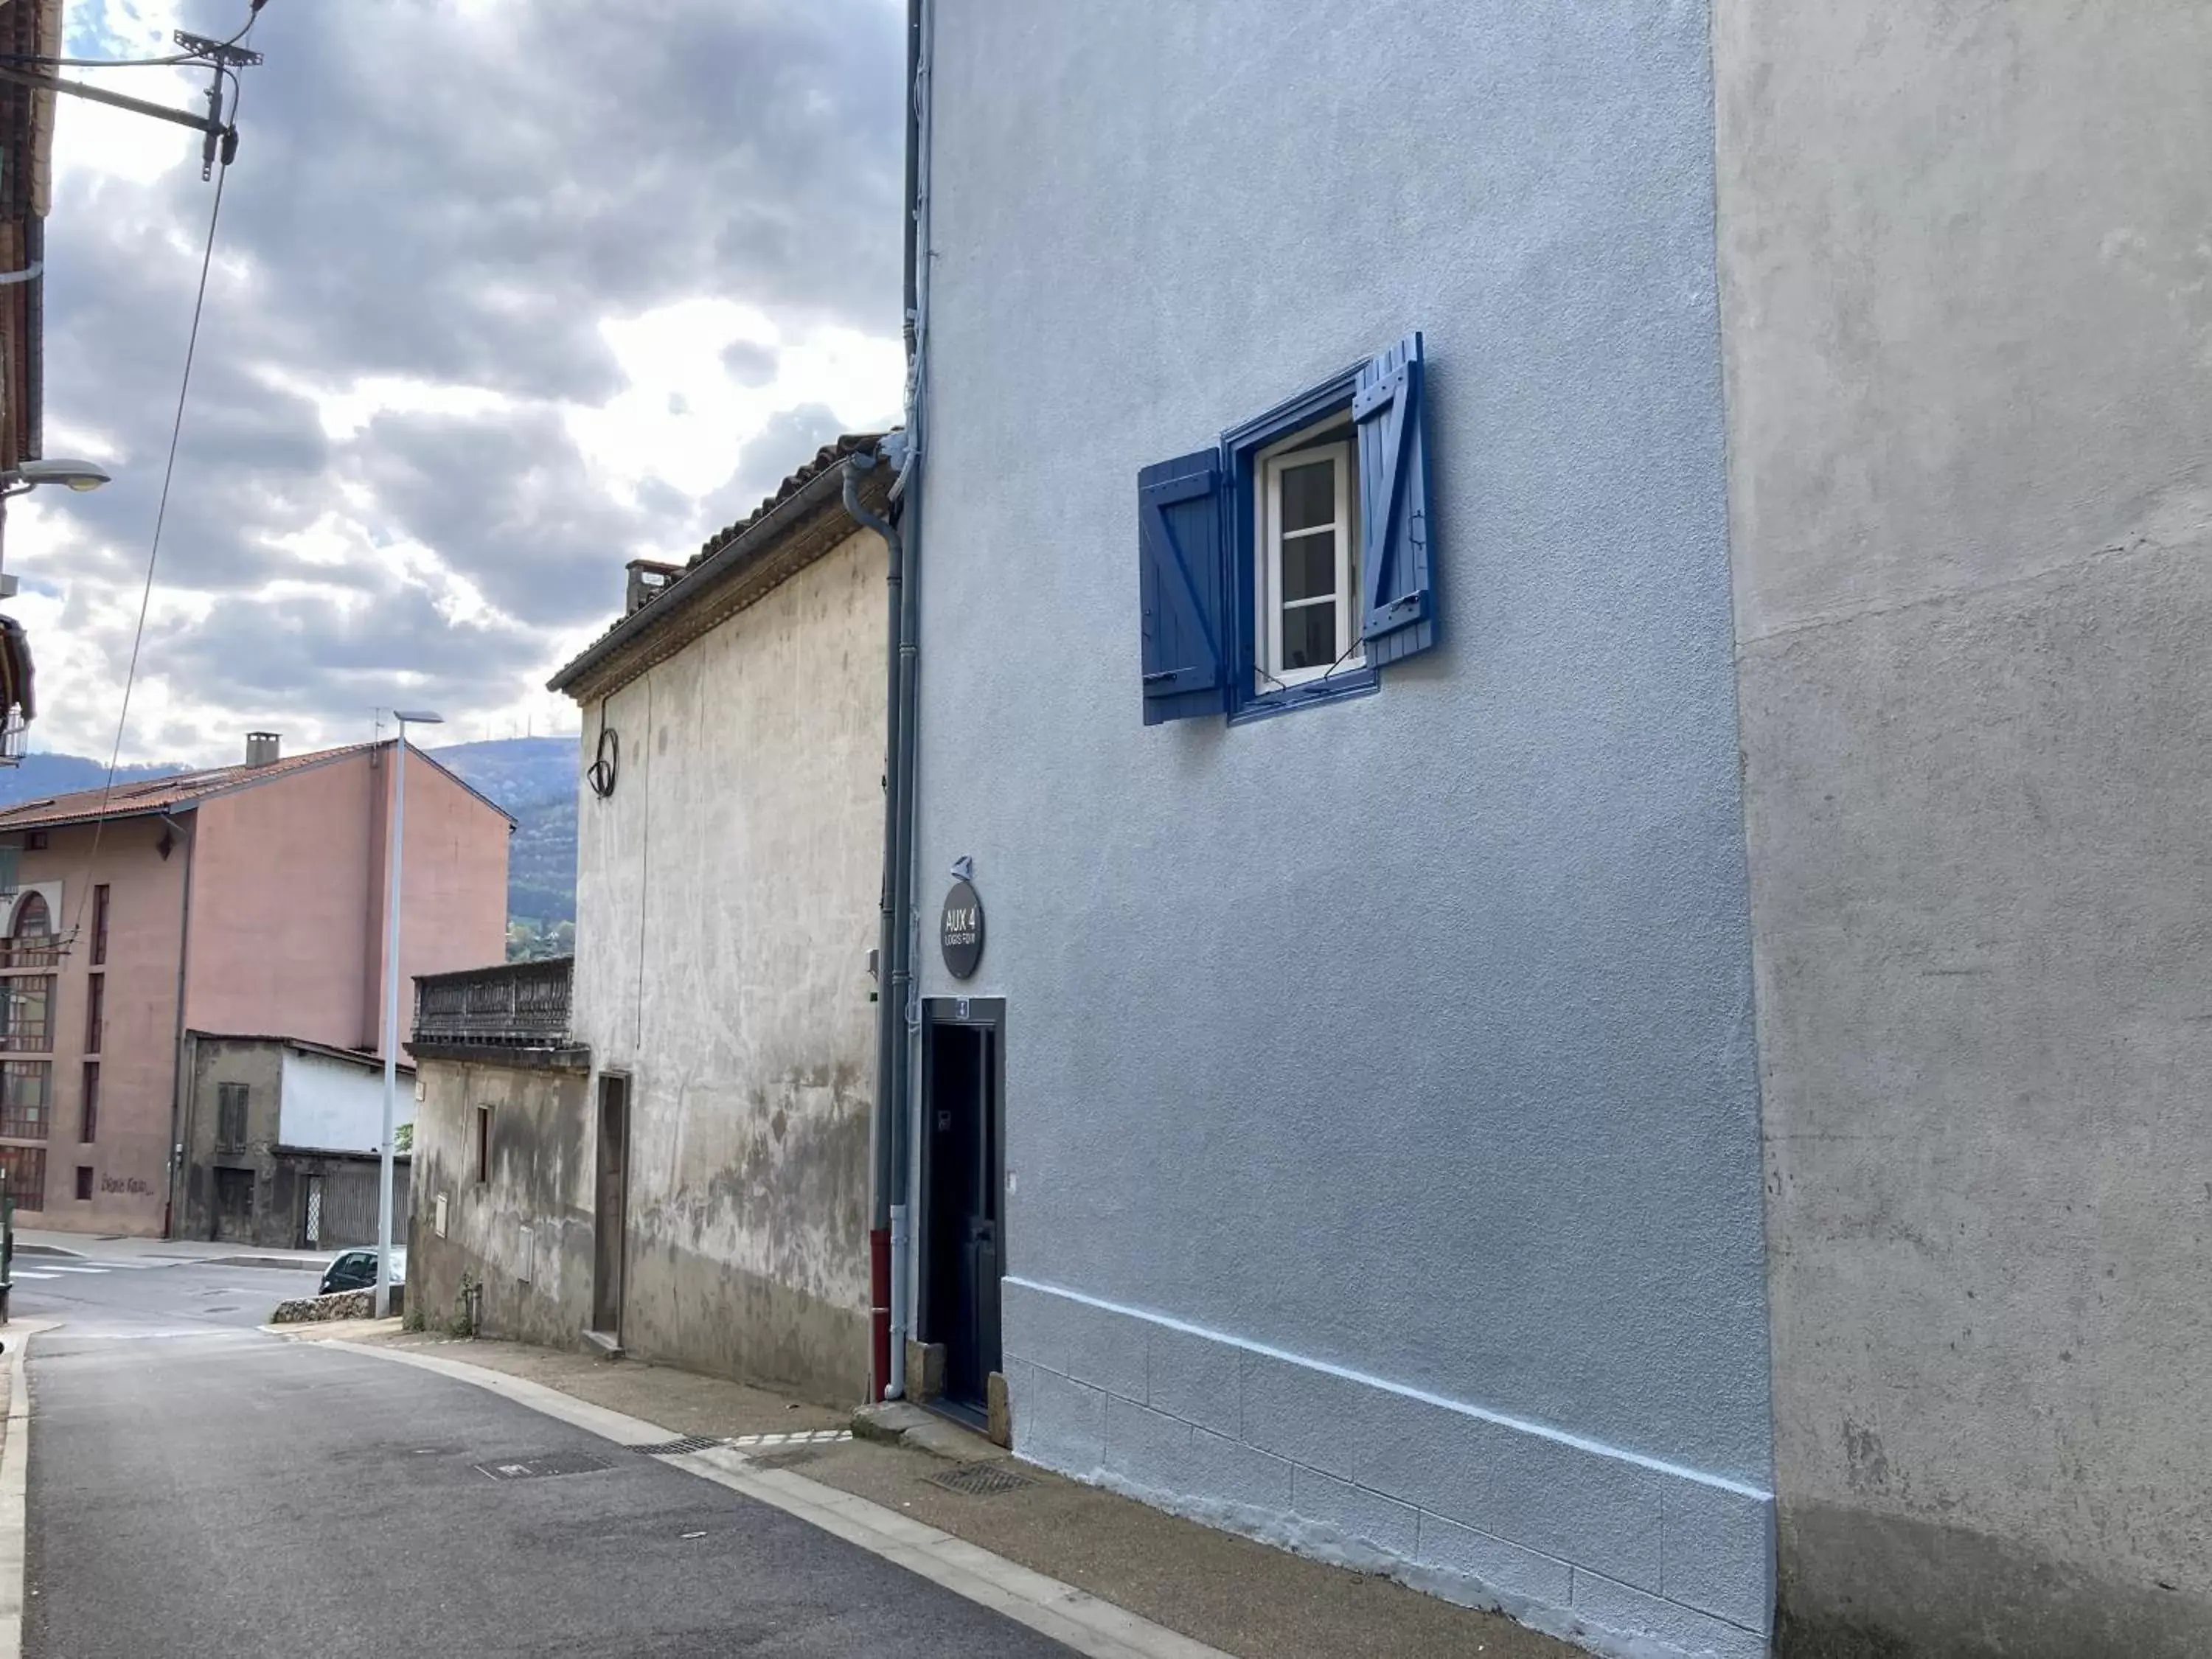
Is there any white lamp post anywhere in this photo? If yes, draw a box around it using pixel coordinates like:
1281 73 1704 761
0 460 113 597
0 459 111 497
376 708 442 1318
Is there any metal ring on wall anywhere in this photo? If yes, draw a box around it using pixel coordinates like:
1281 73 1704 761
586 723 619 799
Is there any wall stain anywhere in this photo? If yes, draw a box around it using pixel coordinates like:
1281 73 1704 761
1843 1420 1890 1493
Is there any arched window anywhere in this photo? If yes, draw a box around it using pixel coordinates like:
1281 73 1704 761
7 892 51 967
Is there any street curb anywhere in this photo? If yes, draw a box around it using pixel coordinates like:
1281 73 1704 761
0 1325 51 1659
325 1340 1233 1659
183 1256 334 1272
9 1245 83 1261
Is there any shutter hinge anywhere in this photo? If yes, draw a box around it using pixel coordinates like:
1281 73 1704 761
1353 369 1404 421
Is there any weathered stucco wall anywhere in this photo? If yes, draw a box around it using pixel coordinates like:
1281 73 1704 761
914 5 1770 1656
571 524 885 1405
1714 7 2212 1656
408 1054 593 1346
178 1034 285 1244
178 1035 412 1248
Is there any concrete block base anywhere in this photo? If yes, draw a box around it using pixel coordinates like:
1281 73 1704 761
905 1339 946 1403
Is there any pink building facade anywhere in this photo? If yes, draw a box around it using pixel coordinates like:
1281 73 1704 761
0 736 509 1236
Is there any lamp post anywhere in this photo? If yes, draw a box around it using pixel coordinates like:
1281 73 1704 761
0 460 113 594
376 708 442 1318
0 459 112 497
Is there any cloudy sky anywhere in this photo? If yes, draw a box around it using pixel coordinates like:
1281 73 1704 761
12 0 904 763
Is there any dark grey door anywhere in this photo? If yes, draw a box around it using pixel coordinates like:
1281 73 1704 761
212 1167 254 1244
922 1005 1003 1414
593 1075 628 1337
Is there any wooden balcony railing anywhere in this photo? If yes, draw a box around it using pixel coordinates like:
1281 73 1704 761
411 956 574 1050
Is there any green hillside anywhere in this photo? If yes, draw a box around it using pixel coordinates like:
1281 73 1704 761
427 739 578 959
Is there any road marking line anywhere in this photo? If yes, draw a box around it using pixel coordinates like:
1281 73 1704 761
34 1267 109 1276
5 1273 55 1282
328 1341 1230 1659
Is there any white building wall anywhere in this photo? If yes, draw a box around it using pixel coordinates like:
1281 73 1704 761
277 1047 408 1152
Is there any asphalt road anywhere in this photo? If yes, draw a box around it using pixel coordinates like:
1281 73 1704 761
16 1260 1070 1658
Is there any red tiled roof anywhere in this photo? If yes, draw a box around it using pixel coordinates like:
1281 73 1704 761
0 739 516 832
0 741 381 831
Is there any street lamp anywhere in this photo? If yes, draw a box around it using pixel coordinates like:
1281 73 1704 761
0 459 111 497
376 708 442 1319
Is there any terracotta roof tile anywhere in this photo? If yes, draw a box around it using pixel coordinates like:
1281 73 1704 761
548 429 894 694
0 737 515 833
684 432 885 574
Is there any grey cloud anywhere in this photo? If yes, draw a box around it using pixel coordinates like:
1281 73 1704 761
347 405 651 627
145 577 546 715
26 0 904 757
692 401 861 538
170 0 903 404
720 341 779 386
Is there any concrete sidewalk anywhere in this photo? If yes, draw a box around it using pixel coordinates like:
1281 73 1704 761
308 1325 1574 1659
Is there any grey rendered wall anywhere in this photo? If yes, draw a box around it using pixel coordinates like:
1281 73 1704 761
914 5 1770 1656
1714 9 2212 1658
570 526 884 1405
407 1055 593 1346
178 1036 285 1245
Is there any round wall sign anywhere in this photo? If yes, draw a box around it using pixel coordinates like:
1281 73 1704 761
940 879 984 979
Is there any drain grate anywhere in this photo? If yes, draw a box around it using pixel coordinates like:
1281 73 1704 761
627 1434 728 1456
924 1461 1036 1498
474 1451 611 1481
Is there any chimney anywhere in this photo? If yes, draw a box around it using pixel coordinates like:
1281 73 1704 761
245 731 281 768
625 558 681 616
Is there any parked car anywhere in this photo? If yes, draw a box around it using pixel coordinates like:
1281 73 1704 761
320 1248 405 1297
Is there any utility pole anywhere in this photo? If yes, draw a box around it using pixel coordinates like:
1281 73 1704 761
376 711 443 1318
0 27 262 179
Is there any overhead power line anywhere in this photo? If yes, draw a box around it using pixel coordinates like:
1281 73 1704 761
69 71 248 939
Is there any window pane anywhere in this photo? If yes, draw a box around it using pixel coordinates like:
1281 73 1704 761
2 977 49 1051
1 1061 49 1138
1281 530 1335 603
1281 599 1338 671
1279 459 1335 534
1 1146 45 1210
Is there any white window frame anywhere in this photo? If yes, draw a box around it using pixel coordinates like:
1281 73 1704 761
1255 422 1360 692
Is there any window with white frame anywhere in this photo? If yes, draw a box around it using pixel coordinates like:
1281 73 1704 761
1255 418 1360 691
1136 331 1435 727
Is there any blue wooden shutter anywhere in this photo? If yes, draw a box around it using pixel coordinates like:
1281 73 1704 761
1137 449 1228 724
1354 332 1437 666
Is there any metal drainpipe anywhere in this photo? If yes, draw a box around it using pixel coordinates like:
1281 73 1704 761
161 812 196 1239
846 0 933 1406
845 449 904 1400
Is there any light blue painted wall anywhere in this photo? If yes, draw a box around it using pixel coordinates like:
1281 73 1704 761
911 4 1771 1654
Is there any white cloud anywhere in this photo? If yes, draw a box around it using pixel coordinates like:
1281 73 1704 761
11 0 903 766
